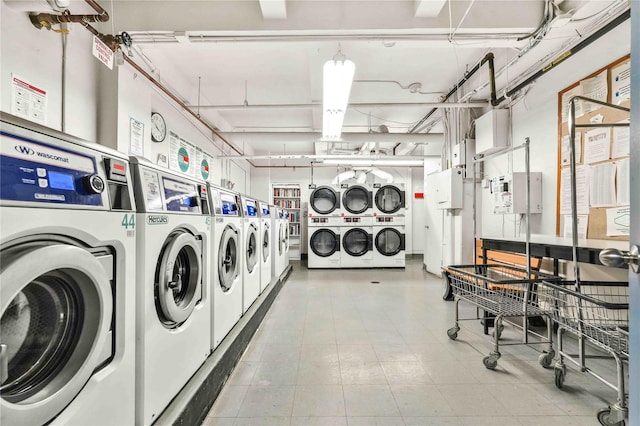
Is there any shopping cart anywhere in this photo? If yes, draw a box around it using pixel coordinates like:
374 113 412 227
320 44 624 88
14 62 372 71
540 280 629 426
443 264 558 370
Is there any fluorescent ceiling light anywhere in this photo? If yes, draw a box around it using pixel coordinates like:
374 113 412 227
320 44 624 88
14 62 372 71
323 55 355 140
323 159 424 166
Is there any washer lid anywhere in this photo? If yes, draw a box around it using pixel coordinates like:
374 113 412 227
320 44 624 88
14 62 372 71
310 229 340 257
246 224 258 273
375 185 405 214
309 186 340 214
375 228 405 256
218 225 239 292
0 244 112 426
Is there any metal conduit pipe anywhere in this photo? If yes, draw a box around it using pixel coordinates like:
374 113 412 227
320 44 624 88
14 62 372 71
29 0 109 29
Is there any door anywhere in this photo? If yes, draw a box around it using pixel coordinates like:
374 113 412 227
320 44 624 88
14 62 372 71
309 229 340 257
375 228 405 256
375 185 405 214
310 186 340 214
342 228 372 257
262 223 270 264
343 186 372 214
425 172 443 274
246 223 258 274
218 225 239 291
0 243 112 426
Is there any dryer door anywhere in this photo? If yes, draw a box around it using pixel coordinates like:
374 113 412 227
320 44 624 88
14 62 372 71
343 186 372 214
0 244 112 426
375 185 405 214
310 229 340 257
156 231 202 327
309 186 340 214
375 228 405 256
219 225 239 292
246 223 258 273
262 224 270 264
343 228 372 257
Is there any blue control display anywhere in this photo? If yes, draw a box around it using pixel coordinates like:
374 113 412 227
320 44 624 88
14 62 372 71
48 171 75 190
261 207 269 216
246 204 257 217
162 177 199 213
220 193 239 216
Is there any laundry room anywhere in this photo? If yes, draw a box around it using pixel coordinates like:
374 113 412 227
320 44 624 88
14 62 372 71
0 1 638 426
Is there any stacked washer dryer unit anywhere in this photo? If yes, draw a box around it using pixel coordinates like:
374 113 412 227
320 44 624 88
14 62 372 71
307 185 342 268
0 114 136 426
129 158 211 425
240 195 260 313
209 186 244 349
258 201 272 292
340 183 374 268
372 183 406 268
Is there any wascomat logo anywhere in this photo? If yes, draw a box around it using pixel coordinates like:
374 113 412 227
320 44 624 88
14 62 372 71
147 215 168 225
14 144 69 163
14 145 34 155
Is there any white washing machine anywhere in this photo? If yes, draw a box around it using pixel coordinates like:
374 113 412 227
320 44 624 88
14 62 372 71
209 186 243 349
341 183 373 217
270 205 281 279
0 114 135 426
307 216 341 268
372 183 406 216
130 158 211 425
308 185 341 217
284 210 291 267
373 215 406 267
340 216 374 268
240 195 260 313
258 201 272 293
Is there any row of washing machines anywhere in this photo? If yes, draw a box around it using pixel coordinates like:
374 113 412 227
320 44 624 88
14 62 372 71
307 183 406 268
0 114 290 426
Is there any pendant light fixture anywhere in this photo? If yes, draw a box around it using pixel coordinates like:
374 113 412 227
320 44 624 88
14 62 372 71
323 48 355 140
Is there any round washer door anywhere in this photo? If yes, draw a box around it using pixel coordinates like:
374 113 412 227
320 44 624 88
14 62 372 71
1 244 112 426
343 228 371 257
262 224 270 263
156 231 202 327
246 223 258 273
218 225 239 292
343 186 371 214
309 229 340 257
375 185 404 214
375 228 405 256
278 223 286 256
309 186 339 214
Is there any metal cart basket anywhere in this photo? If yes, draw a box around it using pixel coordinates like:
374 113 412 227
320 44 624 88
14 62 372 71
444 263 558 369
540 280 629 425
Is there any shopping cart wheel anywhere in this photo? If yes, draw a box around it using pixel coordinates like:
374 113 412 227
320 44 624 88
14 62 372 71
538 350 555 368
554 365 566 389
482 354 499 370
597 407 625 426
447 327 459 340
492 324 504 339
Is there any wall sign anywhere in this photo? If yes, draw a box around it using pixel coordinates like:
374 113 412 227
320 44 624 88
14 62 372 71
11 75 47 125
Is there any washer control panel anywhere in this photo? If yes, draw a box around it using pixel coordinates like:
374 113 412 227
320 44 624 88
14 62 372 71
243 198 258 217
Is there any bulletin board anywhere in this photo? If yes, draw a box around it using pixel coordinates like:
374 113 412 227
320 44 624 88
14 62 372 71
556 54 631 241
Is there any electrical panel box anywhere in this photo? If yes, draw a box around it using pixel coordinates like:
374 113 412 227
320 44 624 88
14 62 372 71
490 172 542 214
433 168 463 210
452 142 465 167
476 109 509 155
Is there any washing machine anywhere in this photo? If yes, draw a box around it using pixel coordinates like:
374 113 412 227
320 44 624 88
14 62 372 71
129 157 211 425
240 195 260 313
340 216 374 268
373 215 406 267
209 185 243 349
372 183 406 216
0 114 136 426
308 185 341 217
341 183 373 217
258 201 272 292
271 207 287 277
307 216 341 268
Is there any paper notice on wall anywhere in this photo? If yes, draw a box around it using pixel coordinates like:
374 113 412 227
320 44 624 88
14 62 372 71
560 166 589 215
563 215 589 239
616 158 630 205
11 75 47 125
606 206 630 236
561 132 582 165
611 60 631 105
580 70 608 113
561 86 583 123
584 128 611 164
611 121 630 158
198 150 212 182
168 131 198 176
589 163 617 207
129 117 145 156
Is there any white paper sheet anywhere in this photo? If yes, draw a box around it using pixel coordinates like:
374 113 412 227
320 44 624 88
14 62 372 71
612 122 630 158
606 206 630 236
612 60 631 105
563 215 589 239
129 117 144 156
561 86 583 123
589 163 617 207
560 166 589 215
616 158 630 205
561 132 582 165
584 128 611 164
580 70 608 113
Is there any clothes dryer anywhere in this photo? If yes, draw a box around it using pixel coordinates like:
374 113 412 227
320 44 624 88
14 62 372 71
258 201 272 292
341 183 373 217
307 216 341 268
0 114 136 426
130 158 211 425
308 185 341 217
373 215 406 267
340 216 374 268
372 183 406 216
240 195 260 313
209 186 243 349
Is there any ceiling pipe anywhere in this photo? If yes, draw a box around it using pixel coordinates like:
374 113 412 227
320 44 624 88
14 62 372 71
29 0 109 29
190 101 489 110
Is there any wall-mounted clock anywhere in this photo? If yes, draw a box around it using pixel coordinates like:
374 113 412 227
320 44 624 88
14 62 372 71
151 112 166 143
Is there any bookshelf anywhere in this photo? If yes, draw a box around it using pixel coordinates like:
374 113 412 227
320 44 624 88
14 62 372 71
273 184 301 260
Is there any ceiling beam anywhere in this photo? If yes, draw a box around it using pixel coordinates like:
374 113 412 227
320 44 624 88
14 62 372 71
190 102 489 110
414 0 447 18
259 0 287 19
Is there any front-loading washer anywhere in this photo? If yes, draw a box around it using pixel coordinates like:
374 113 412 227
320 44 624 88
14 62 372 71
258 201 272 293
372 183 406 216
129 158 212 425
373 215 406 267
341 183 373 217
0 113 136 426
308 185 341 217
240 195 260 313
307 216 341 268
209 185 243 349
340 216 374 268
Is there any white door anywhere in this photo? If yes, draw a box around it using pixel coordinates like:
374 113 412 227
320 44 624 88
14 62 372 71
424 171 443 274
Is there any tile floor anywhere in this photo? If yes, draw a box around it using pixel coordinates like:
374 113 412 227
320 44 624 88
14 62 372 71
203 259 618 426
